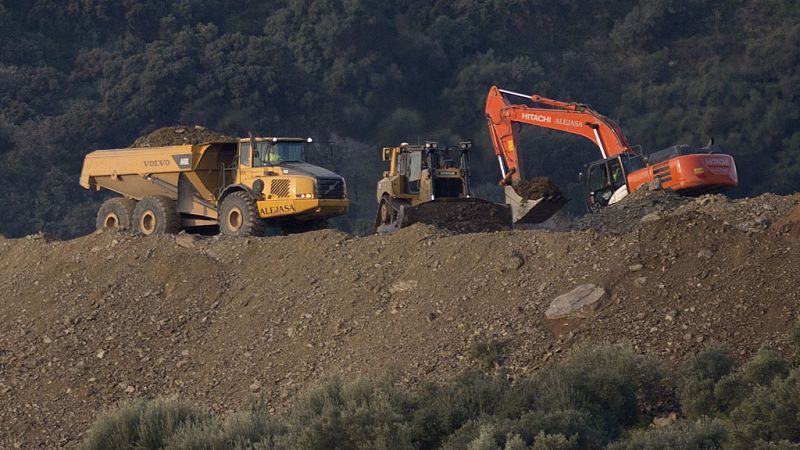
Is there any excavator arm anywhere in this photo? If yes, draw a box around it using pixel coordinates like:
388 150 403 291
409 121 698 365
485 85 632 184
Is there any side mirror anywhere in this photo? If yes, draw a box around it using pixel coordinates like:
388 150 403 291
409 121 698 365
381 147 393 161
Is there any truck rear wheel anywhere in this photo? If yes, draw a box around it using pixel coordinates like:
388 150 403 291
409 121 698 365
133 195 181 235
96 197 137 231
219 191 265 237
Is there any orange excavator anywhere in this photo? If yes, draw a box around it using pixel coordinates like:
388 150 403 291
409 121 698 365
485 85 738 221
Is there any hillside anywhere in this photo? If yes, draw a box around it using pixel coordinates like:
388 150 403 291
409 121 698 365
1 192 799 448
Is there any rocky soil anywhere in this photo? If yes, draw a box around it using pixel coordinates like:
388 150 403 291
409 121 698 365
1 192 799 448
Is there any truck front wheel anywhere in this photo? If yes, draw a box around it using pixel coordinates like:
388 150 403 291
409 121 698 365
133 195 181 235
219 191 265 237
96 197 137 231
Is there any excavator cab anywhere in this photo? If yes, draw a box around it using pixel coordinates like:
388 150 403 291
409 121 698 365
584 153 645 211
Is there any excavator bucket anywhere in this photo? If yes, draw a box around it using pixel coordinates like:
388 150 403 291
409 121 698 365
504 185 567 224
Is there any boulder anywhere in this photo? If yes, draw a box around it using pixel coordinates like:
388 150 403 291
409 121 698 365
545 283 608 320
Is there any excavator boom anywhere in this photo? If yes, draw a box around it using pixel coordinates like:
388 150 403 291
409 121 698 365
486 86 632 183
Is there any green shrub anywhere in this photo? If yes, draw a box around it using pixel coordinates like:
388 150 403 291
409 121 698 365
730 371 800 447
284 374 415 450
682 347 792 419
747 439 799 450
79 399 208 450
513 409 597 449
681 377 720 419
440 418 506 450
166 400 288 449
530 431 577 450
469 333 505 370
712 373 749 413
529 345 646 441
466 425 502 450
410 370 508 449
680 347 737 419
605 419 728 450
503 433 528 450
452 345 660 450
741 348 791 386
686 347 736 382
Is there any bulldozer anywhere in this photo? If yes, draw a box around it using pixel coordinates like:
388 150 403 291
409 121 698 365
375 141 511 233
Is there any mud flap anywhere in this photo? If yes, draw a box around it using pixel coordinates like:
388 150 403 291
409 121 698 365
504 185 567 224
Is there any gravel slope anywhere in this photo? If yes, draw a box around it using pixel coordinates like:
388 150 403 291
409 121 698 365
1 193 799 448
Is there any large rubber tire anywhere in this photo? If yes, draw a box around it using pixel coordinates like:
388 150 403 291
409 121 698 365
219 191 265 237
133 195 181 236
96 197 137 231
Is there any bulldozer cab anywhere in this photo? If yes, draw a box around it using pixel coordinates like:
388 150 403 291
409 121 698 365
397 149 423 194
386 142 471 200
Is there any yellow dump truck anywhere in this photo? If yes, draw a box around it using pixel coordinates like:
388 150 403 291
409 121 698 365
80 136 348 236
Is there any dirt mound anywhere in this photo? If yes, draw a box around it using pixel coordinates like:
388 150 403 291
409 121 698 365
575 188 691 233
131 125 236 147
1 193 799 448
403 200 512 233
513 176 562 199
574 188 799 234
773 204 800 232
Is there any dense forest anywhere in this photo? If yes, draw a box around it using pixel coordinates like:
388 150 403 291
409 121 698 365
0 0 798 237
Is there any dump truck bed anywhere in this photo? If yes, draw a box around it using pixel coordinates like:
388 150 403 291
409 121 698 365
80 142 236 220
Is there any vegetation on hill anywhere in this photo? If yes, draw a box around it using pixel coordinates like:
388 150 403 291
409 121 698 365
0 0 798 236
79 333 800 449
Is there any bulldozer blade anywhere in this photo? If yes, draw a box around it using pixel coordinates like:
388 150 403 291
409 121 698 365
376 198 512 233
504 185 567 224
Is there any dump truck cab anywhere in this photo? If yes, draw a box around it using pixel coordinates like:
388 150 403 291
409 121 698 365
228 137 347 222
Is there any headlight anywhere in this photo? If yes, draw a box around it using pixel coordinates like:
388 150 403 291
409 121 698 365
296 193 313 199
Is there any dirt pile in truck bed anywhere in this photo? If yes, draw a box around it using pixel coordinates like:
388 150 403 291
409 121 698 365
131 125 236 147
1 193 799 448
512 176 563 199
